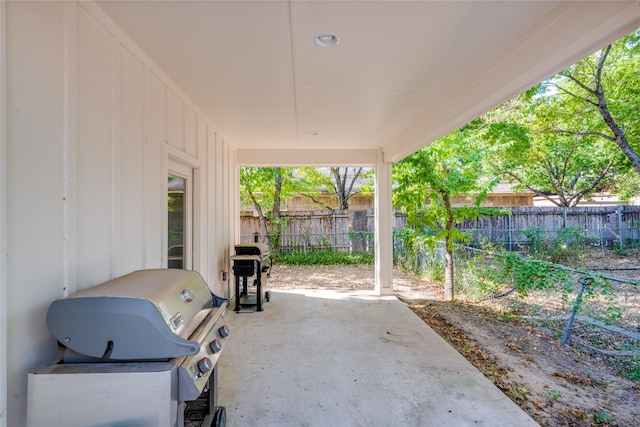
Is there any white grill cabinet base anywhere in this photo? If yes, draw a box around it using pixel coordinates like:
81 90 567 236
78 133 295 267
27 362 179 427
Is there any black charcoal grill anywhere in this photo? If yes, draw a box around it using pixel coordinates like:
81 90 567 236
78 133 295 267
231 242 272 312
27 269 230 427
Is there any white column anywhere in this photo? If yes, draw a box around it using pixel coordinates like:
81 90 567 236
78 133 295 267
375 150 393 296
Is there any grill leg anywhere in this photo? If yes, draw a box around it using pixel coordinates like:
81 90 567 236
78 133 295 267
208 368 226 427
234 275 241 312
256 260 263 311
182 368 226 427
208 368 218 415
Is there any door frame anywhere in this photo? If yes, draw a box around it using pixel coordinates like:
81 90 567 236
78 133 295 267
165 149 201 271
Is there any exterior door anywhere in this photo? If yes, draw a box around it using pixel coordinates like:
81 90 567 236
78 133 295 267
167 159 193 270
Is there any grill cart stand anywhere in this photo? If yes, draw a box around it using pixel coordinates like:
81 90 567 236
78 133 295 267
231 243 271 312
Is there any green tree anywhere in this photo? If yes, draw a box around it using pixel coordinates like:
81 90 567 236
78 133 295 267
240 167 311 250
483 117 622 207
485 31 640 205
549 32 640 175
297 167 373 211
393 129 500 300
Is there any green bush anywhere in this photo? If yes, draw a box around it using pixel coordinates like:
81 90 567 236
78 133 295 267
613 355 640 381
523 226 591 264
273 249 374 265
454 256 506 301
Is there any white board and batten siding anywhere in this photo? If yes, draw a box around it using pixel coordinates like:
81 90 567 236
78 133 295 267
1 2 235 426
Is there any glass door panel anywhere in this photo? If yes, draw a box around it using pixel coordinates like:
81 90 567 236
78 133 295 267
168 174 186 269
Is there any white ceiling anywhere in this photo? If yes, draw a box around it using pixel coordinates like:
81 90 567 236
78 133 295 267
96 1 638 164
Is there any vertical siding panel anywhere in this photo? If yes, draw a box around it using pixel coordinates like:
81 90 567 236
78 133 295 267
224 142 234 297
5 3 66 423
76 7 112 287
184 105 197 158
212 129 228 296
63 1 78 297
110 37 121 277
197 116 207 164
197 117 209 279
169 90 185 151
204 124 214 286
148 71 167 145
0 0 7 419
118 45 144 275
145 71 167 267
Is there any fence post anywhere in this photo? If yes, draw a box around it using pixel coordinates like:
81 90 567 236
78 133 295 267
508 214 513 252
332 212 337 251
561 276 592 345
617 207 623 248
599 218 605 256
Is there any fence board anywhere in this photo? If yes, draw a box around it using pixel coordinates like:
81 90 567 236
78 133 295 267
240 206 640 252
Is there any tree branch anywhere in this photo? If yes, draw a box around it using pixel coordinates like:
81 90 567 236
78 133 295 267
548 81 597 106
296 192 336 212
502 171 564 207
248 190 269 235
551 128 616 142
592 44 640 174
569 161 614 206
561 73 597 96
345 167 363 201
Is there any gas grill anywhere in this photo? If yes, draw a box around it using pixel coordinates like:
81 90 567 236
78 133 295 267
27 269 230 427
231 242 272 312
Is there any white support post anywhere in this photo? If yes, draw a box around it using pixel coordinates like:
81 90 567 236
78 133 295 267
375 150 393 296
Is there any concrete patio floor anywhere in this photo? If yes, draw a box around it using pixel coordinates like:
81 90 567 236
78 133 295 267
217 289 538 427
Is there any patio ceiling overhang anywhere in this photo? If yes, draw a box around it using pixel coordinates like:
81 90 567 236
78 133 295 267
96 1 639 165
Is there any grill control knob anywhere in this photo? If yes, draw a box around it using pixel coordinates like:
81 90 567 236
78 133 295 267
219 325 230 338
210 338 222 353
181 288 195 302
198 357 213 374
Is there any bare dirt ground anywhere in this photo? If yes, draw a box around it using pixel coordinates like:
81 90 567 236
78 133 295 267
269 264 640 426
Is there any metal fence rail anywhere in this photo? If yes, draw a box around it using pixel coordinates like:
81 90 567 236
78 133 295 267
400 240 640 358
460 226 640 254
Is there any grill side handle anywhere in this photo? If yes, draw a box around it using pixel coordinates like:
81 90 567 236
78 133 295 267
46 297 201 360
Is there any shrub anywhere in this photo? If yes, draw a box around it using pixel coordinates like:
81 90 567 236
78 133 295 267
273 249 374 266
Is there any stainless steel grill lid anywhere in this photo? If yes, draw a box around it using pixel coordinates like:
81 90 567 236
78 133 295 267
46 269 214 360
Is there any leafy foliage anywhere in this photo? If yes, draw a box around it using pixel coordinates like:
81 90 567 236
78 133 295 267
522 226 591 264
483 30 640 204
240 167 315 249
499 254 574 297
393 129 503 300
273 249 373 266
296 167 373 211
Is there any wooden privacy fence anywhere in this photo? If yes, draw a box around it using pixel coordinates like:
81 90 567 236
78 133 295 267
240 209 383 253
456 206 640 250
240 206 640 252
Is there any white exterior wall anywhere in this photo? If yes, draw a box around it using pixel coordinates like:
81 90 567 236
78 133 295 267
0 1 7 424
0 2 234 426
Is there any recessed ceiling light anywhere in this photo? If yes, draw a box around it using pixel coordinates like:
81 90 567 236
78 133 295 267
314 33 339 48
307 130 319 136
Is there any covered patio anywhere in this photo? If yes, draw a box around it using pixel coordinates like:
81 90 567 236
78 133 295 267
218 289 536 426
1 2 638 426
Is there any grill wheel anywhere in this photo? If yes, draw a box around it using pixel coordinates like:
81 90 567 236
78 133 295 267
214 406 226 427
